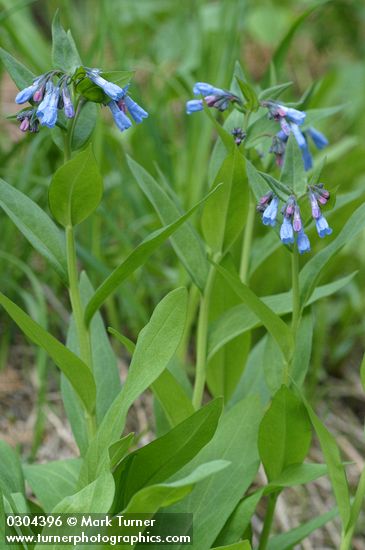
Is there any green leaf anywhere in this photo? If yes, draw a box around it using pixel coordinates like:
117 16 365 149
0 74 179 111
108 327 136 354
0 47 34 90
208 272 356 360
127 156 209 291
267 509 337 550
0 291 96 413
343 467 365 544
291 313 313 387
203 102 235 152
280 134 306 194
258 171 292 201
23 459 81 512
259 82 293 101
246 159 272 201
202 148 248 253
0 178 67 281
151 369 195 427
214 263 293 362
212 542 251 550
71 101 98 151
236 76 259 111
214 491 263 548
123 461 229 514
303 398 350 527
108 434 134 471
299 202 365 305
51 10 82 73
0 441 24 495
49 144 103 227
166 395 263 550
265 462 327 493
84 185 219 325
258 386 312 481
116 399 223 509
79 288 187 485
53 472 114 514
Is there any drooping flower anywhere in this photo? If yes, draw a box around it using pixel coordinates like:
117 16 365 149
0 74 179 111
108 100 132 131
16 109 39 133
312 184 330 205
309 191 321 219
270 134 286 166
120 95 148 124
231 127 246 146
262 101 306 126
280 216 294 245
307 127 328 149
15 76 43 104
262 195 279 226
186 81 240 115
62 85 75 118
256 191 273 212
36 82 60 128
297 229 311 254
315 214 332 238
293 204 302 232
86 69 125 101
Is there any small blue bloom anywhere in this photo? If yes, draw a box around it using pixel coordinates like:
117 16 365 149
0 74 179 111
108 101 132 131
307 127 328 149
297 229 311 254
62 86 74 119
186 99 204 114
282 106 306 125
123 96 148 123
193 82 226 96
262 195 279 226
15 77 42 104
280 216 294 245
290 123 306 149
301 141 313 170
315 214 332 238
36 82 59 128
87 69 125 101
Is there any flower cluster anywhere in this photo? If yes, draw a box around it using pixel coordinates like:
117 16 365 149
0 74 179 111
262 101 328 170
186 82 240 114
231 127 246 146
257 184 332 254
14 68 148 134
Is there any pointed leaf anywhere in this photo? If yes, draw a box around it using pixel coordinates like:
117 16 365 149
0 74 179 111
0 48 34 90
51 10 82 73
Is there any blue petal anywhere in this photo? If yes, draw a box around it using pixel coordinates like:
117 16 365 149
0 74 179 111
193 82 225 96
108 101 132 131
290 123 306 149
297 230 311 254
124 96 148 123
307 127 328 149
301 143 313 171
284 107 306 125
87 70 125 101
315 215 332 238
186 99 203 114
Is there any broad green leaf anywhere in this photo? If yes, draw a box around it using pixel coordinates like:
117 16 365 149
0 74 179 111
303 398 350 527
123 461 229 514
115 399 223 509
0 178 67 281
79 288 187 485
280 134 306 195
212 542 251 550
258 171 292 201
127 156 209 291
236 76 259 111
0 47 34 90
109 434 135 471
49 144 103 227
303 106 343 128
214 491 263 547
208 272 356 360
291 313 313 387
215 263 293 362
71 101 98 151
0 291 96 413
203 102 235 152
85 186 219 325
258 386 312 481
23 459 81 512
259 82 293 100
166 395 263 550
263 335 286 393
0 441 24 495
51 10 82 73
267 508 337 550
299 203 365 305
202 148 248 253
151 369 195 427
245 114 278 149
246 159 271 201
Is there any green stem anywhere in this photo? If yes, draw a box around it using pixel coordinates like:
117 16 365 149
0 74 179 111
192 266 215 409
239 193 256 283
291 246 300 334
258 493 278 550
66 225 95 437
339 466 365 550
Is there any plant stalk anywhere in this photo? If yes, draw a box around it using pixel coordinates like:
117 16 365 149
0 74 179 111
258 493 278 550
239 192 256 283
192 266 215 409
